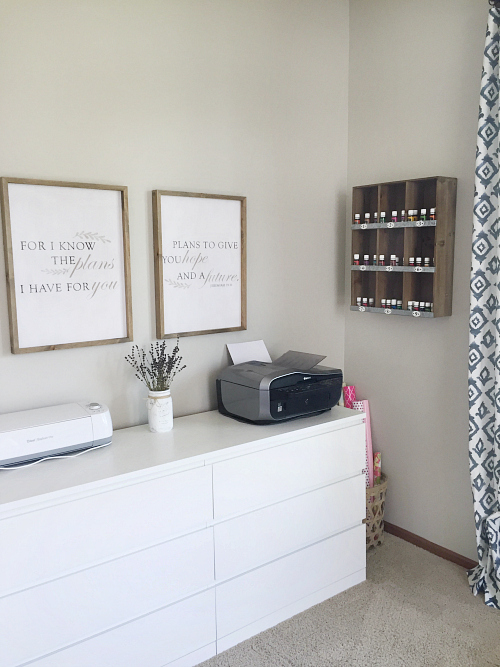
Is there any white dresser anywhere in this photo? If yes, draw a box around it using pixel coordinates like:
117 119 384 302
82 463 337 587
0 407 366 667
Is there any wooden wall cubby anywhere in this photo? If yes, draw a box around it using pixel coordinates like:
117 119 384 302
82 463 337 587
350 176 457 318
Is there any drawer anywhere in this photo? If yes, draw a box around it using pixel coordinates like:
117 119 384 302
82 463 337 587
213 423 365 520
22 589 216 667
0 465 212 595
214 474 365 580
216 523 365 639
0 528 214 667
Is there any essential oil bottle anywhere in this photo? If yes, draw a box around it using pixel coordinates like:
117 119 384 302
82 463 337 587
380 211 386 223
363 254 370 265
409 257 415 266
416 257 422 267
357 297 362 306
373 212 378 223
354 213 360 225
369 298 374 307
430 207 436 220
420 208 427 221
364 213 370 224
391 210 398 222
379 254 385 266
408 300 413 311
353 253 360 265
390 254 396 266
381 298 386 308
424 257 430 267
391 299 397 309
425 302 431 312
397 300 402 310
363 297 368 306
372 254 377 265
401 210 406 222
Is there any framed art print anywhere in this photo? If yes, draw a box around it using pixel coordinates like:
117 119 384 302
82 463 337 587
0 177 133 353
153 190 246 338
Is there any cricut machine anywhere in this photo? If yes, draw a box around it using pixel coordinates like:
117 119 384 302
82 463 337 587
0 402 112 467
217 350 343 424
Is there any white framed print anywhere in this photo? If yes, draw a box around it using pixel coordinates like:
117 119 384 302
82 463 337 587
153 190 246 338
0 177 133 354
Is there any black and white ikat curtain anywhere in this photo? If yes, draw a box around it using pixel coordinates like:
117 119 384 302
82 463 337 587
469 7 500 610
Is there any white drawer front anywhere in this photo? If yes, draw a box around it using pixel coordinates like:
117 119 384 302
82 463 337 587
24 589 216 667
215 474 365 580
0 528 214 667
216 524 365 639
0 465 212 596
213 423 365 520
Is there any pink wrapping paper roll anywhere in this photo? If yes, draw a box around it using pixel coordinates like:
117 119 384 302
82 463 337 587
352 399 374 487
343 385 356 409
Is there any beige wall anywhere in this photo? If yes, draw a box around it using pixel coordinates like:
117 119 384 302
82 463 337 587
0 0 349 428
346 0 489 560
0 0 488 560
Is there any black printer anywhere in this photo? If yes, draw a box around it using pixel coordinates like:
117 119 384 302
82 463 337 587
216 360 343 424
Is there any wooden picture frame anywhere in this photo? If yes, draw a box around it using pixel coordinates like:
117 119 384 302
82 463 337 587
0 177 133 353
153 190 246 338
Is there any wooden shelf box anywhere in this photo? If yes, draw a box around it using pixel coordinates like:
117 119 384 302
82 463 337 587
350 177 457 318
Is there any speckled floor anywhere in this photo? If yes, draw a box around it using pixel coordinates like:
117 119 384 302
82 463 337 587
199 534 500 667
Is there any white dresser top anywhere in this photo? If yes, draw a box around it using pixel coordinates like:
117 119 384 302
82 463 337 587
0 407 363 510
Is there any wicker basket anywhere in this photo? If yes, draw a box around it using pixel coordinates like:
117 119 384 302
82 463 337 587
365 473 388 550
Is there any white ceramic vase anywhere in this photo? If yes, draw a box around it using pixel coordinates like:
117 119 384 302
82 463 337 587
147 389 173 433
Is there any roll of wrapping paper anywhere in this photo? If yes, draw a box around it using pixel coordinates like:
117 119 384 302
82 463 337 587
373 451 382 485
343 385 356 410
352 399 374 487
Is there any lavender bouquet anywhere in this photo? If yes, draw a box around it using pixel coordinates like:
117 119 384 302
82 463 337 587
125 337 186 392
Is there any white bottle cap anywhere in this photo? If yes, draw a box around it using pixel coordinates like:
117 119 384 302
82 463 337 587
354 213 360 218
430 207 436 213
401 210 406 214
390 254 396 259
357 296 361 302
421 208 427 214
420 301 425 306
381 299 386 305
397 300 402 305
365 213 370 218
425 302 430 306
391 299 397 305
409 257 414 261
364 254 369 259
392 211 397 216
379 254 385 259
381 211 386 216
354 254 359 259
369 298 374 305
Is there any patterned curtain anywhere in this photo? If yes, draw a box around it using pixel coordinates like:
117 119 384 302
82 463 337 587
469 7 500 610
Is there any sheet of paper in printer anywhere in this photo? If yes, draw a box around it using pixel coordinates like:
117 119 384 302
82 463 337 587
272 350 326 371
227 340 272 365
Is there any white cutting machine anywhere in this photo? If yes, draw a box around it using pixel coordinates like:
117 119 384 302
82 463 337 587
0 402 112 467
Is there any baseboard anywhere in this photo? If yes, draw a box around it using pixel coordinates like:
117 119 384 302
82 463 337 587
384 522 478 570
